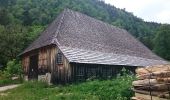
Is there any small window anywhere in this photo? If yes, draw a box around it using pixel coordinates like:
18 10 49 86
56 52 63 64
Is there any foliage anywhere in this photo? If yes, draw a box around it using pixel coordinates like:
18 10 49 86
0 59 22 85
0 73 135 100
5 59 22 77
67 76 134 100
0 70 3 79
0 59 22 84
154 25 170 60
0 59 23 86
0 24 27 65
0 24 44 65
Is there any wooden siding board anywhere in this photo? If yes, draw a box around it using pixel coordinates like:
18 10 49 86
21 45 58 82
38 48 48 74
22 55 29 75
70 63 136 81
22 45 138 83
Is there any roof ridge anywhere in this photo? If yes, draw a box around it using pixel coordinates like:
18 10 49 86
51 9 66 45
67 8 123 31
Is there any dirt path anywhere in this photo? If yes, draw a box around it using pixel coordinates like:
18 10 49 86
0 84 20 92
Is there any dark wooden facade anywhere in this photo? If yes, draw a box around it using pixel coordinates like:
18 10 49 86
22 45 71 83
22 44 137 83
70 63 136 82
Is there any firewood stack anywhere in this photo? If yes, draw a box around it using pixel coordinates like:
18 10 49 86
132 64 170 100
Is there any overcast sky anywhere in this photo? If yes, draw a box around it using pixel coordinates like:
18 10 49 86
104 0 170 24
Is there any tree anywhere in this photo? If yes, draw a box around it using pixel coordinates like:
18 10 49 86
0 0 16 7
0 24 27 65
154 25 170 60
0 24 43 66
0 9 11 25
5 59 22 77
0 0 16 25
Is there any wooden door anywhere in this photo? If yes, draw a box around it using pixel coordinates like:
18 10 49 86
28 54 38 80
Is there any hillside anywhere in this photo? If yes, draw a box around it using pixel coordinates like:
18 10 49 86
0 0 169 66
4 0 161 39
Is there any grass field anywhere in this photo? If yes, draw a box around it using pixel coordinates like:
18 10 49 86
0 76 134 100
0 78 21 87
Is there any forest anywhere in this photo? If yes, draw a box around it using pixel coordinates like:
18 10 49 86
0 0 170 67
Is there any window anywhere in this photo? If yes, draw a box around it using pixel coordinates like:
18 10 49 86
56 52 63 64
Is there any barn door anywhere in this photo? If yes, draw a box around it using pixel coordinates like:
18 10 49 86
28 54 38 80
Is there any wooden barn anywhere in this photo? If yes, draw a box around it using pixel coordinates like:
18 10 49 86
20 9 168 83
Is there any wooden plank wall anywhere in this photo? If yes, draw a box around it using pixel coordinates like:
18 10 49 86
22 46 137 83
22 55 29 75
21 45 57 78
70 63 137 82
50 46 57 82
70 63 119 81
63 56 71 82
38 48 48 74
22 45 76 83
38 45 57 77
53 50 71 83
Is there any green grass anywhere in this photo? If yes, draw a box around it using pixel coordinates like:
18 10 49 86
0 78 22 87
0 75 134 100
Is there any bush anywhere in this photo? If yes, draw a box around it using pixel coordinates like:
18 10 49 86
60 73 135 100
2 59 23 79
0 70 3 79
0 59 23 86
5 59 22 77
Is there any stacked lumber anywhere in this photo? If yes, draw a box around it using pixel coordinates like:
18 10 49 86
132 64 170 100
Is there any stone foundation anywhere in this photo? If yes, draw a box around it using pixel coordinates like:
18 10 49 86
24 73 51 85
38 73 51 85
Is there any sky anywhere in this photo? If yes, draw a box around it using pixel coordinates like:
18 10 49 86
104 0 170 24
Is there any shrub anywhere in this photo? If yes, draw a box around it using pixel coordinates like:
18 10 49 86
3 59 23 80
62 72 135 100
0 59 23 86
5 59 22 77
0 70 3 79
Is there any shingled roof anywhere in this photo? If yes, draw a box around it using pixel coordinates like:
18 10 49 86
22 9 168 66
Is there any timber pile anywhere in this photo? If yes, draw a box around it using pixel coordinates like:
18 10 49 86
132 64 170 100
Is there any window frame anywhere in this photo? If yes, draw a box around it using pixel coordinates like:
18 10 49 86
56 52 63 64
